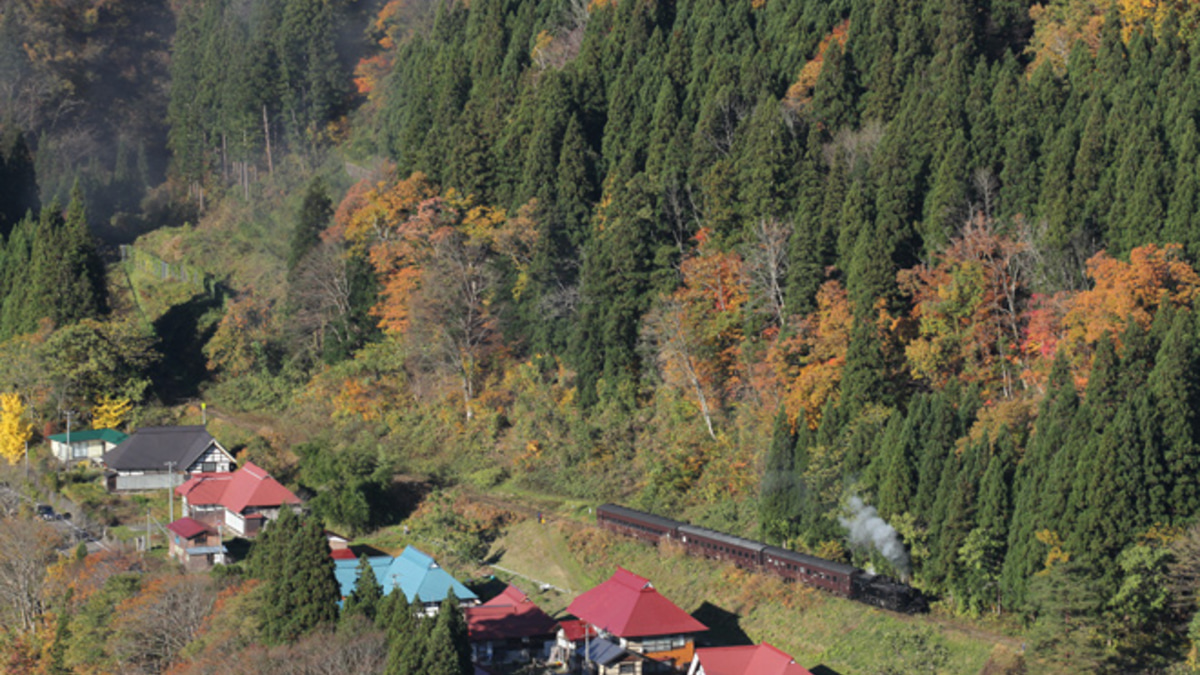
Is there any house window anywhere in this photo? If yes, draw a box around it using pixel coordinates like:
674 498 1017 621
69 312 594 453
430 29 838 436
73 444 88 459
201 462 216 473
619 664 636 674
642 638 672 652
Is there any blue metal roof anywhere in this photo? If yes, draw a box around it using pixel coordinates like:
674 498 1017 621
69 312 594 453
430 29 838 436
386 546 478 604
334 555 393 597
576 637 626 666
184 545 227 555
333 546 477 605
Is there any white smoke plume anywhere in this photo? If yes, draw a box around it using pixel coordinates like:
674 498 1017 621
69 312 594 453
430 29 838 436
839 496 911 577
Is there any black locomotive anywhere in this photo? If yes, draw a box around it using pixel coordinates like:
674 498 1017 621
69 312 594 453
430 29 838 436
596 503 926 613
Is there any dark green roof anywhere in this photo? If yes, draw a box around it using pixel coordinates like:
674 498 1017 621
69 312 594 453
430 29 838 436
47 429 129 445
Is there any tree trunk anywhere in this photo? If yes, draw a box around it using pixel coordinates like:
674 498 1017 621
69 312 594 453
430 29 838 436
263 105 274 176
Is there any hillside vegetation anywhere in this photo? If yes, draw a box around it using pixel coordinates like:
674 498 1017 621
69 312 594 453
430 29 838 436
4 0 1200 671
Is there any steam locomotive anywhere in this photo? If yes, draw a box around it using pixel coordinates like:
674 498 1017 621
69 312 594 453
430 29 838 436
595 503 927 614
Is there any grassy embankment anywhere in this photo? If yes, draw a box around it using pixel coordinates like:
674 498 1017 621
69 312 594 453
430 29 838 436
356 491 1025 674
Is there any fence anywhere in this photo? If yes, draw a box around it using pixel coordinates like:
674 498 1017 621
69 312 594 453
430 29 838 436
119 244 218 296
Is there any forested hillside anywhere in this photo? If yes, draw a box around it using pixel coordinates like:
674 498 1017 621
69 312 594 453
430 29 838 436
7 0 1200 670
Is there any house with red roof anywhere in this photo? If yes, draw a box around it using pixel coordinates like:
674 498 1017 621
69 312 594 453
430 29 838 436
686 643 814 675
166 516 227 571
560 567 707 674
465 584 559 665
175 461 300 537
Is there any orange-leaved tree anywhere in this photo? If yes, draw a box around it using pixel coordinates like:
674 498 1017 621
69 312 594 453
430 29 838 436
778 279 853 428
341 177 535 421
644 228 747 438
1063 243 1200 349
897 216 1029 398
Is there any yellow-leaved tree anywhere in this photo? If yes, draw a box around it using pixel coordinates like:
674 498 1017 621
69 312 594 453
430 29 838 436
92 395 132 431
0 393 33 465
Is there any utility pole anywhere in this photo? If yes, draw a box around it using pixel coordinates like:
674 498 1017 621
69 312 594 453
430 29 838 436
64 409 75 450
164 461 177 523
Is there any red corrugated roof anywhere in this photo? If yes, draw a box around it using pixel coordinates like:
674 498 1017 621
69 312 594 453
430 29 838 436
175 462 299 514
176 472 232 504
693 643 813 675
465 585 558 641
559 619 598 642
166 517 209 540
222 461 301 512
567 568 707 638
482 584 531 607
331 548 358 560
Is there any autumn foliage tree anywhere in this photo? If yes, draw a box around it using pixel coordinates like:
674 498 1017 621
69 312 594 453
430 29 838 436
91 395 131 431
1063 244 1200 350
644 229 747 438
0 393 33 465
778 280 853 427
897 216 1029 398
332 171 537 420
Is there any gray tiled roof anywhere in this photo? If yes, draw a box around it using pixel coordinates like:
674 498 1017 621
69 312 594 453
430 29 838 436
102 426 223 471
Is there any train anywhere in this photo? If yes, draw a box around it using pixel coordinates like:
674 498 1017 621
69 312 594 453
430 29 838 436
595 503 927 614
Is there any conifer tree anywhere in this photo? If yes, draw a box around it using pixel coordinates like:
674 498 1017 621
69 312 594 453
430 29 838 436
1002 353 1076 607
0 125 38 239
54 184 107 324
1067 391 1152 588
873 409 916 520
289 178 333 276
784 125 830 316
760 410 802 545
960 438 1015 613
424 592 473 675
1148 310 1200 519
258 509 340 644
810 41 857 131
921 128 969 252
912 391 961 519
342 554 384 625
1165 119 1200 258
385 593 433 675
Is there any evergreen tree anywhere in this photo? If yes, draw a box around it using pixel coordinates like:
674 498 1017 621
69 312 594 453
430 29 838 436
424 592 473 675
54 184 107 324
760 410 802 545
385 593 433 675
276 0 346 138
784 125 830 316
289 178 333 276
1148 310 1200 519
341 554 384 625
873 408 916 520
0 124 38 239
921 127 969 252
960 438 1015 613
912 390 962 519
258 508 340 644
810 41 857 131
1001 353 1077 607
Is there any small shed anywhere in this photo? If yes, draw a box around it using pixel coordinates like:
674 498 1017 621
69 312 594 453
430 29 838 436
167 517 227 571
48 429 128 464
